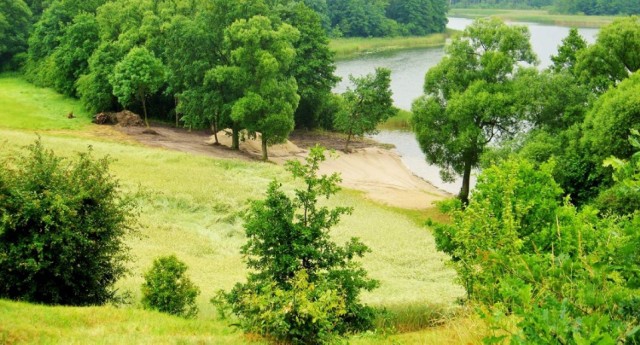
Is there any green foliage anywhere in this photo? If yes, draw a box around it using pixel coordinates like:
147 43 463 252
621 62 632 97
0 139 135 305
413 18 536 203
334 67 396 151
221 15 300 160
48 13 100 96
109 46 166 127
554 0 640 15
595 129 640 215
450 0 553 8
387 0 449 36
434 159 562 300
514 68 590 132
215 146 378 343
278 2 339 130
0 0 31 70
25 0 105 82
434 155 640 343
582 70 640 184
550 28 587 75
575 16 640 93
141 255 200 318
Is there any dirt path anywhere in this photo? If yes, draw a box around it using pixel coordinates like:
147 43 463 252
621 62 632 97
113 124 450 209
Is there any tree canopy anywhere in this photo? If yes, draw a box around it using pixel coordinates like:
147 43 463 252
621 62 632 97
220 15 300 161
334 67 396 151
109 46 167 127
412 18 536 204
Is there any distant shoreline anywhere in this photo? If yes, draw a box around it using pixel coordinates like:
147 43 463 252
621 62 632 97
448 8 616 28
329 30 455 60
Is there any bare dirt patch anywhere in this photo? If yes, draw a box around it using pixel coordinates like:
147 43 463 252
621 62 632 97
113 124 450 209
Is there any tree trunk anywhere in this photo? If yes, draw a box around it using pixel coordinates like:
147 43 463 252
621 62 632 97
141 93 149 128
231 122 239 150
211 121 219 145
261 134 268 161
345 131 352 152
458 160 472 206
174 96 179 127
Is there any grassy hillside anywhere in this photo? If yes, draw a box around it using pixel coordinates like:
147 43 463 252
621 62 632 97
448 8 616 27
0 74 481 343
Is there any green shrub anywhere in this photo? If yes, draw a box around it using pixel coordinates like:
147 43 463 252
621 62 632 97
0 139 135 305
434 156 640 343
141 255 200 318
214 146 378 344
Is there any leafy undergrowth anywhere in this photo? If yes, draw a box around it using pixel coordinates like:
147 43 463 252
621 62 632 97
0 75 481 343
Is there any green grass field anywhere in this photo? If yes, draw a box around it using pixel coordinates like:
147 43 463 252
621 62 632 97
330 30 455 60
379 109 413 131
0 75 482 344
448 8 617 27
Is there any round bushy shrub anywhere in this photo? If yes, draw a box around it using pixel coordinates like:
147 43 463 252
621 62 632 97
0 139 135 305
141 255 200 318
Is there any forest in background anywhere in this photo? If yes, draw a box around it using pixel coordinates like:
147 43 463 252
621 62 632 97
450 0 640 15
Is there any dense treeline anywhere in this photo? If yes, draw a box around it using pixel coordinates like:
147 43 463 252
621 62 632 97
451 0 640 15
307 0 449 37
2 0 405 159
414 16 640 342
7 0 340 160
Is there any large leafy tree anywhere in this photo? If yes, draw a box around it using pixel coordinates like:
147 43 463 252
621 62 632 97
217 15 300 161
334 67 396 151
412 18 536 204
0 0 31 70
109 46 167 127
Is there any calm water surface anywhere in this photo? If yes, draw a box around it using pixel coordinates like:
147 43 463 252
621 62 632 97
335 18 600 194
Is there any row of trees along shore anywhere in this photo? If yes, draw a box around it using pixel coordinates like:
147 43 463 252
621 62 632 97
450 0 640 15
0 0 414 160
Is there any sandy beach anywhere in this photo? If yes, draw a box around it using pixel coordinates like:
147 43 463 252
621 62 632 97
115 125 451 210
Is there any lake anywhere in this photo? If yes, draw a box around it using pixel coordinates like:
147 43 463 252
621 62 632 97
334 18 600 194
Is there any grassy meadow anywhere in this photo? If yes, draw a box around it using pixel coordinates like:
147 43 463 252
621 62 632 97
330 30 455 60
0 74 484 343
448 8 617 27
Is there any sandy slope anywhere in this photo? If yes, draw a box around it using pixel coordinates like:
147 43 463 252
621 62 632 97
115 125 450 209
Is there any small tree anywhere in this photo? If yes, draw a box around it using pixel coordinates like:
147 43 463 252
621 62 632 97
334 67 396 152
109 46 166 127
0 139 135 306
141 255 200 318
214 146 378 344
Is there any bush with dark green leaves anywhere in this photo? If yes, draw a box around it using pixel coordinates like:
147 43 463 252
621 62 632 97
434 157 640 343
141 255 200 318
0 139 135 305
213 146 378 344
